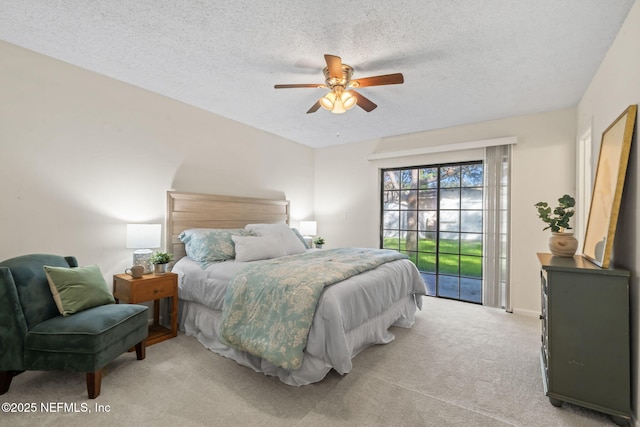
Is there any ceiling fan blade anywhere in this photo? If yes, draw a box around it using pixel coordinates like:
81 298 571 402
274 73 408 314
306 101 322 114
324 54 343 79
351 73 404 88
352 91 377 112
275 83 324 89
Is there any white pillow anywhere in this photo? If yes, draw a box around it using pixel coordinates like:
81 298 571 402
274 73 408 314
245 223 307 255
232 234 287 262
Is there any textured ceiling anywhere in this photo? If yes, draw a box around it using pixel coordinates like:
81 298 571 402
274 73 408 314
0 1 635 148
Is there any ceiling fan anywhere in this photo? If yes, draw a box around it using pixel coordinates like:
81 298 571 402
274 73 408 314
274 54 404 114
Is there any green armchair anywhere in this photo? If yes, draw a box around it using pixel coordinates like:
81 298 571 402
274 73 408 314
0 254 149 398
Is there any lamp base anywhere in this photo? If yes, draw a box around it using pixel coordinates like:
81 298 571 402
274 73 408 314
303 236 313 249
133 249 153 274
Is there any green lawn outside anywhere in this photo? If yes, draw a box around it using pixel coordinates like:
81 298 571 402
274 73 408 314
383 237 482 278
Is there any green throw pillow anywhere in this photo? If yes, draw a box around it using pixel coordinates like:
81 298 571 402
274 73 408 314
44 265 115 316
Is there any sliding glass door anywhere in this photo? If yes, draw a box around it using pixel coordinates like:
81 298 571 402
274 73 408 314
381 162 484 304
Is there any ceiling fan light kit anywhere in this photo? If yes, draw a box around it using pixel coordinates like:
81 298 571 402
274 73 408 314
320 88 357 114
275 54 404 114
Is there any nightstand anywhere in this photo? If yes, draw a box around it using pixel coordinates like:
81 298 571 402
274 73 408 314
113 272 178 346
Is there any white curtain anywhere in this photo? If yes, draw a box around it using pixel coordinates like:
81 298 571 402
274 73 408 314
483 144 512 311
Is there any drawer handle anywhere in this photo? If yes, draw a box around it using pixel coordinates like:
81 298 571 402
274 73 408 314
154 289 159 294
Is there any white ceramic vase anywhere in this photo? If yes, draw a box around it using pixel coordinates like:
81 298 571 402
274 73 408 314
548 232 578 257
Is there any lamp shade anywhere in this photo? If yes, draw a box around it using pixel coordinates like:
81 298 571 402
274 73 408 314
320 92 336 110
342 90 357 109
299 221 317 236
126 224 161 249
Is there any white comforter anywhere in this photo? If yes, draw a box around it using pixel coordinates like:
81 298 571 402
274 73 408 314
173 251 426 385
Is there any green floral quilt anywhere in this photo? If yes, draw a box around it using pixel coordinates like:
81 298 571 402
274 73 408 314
220 248 408 369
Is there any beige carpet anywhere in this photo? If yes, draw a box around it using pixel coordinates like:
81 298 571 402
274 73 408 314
2 297 617 426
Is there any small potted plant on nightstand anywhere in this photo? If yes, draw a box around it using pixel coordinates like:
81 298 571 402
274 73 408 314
150 251 174 275
534 194 577 257
314 237 325 249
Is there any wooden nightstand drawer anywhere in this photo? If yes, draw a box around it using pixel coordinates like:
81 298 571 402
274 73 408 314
131 279 175 301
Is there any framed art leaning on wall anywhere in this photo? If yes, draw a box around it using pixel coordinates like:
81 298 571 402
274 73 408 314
582 104 637 268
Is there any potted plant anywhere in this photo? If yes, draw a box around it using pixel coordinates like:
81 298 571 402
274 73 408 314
534 194 578 257
150 251 174 275
314 237 325 249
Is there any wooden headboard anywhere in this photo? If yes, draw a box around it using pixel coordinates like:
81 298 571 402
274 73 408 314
166 191 290 260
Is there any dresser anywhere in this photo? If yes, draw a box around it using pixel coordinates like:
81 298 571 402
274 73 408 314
538 253 630 426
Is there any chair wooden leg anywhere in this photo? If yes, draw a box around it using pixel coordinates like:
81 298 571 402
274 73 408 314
135 340 146 360
0 371 15 395
86 370 102 399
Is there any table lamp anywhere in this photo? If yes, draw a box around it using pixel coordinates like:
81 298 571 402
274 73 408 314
299 221 317 249
126 224 161 274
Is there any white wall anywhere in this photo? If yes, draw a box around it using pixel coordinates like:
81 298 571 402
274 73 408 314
315 108 577 315
0 41 315 280
577 0 640 421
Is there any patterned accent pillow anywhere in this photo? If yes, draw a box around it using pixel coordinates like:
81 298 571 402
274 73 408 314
291 228 309 249
179 228 250 268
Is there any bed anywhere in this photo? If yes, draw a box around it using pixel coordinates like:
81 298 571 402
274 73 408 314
166 191 426 385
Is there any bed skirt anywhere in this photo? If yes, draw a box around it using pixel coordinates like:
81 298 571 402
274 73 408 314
178 295 418 386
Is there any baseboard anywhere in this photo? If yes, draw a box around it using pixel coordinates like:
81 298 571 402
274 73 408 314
511 307 540 318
